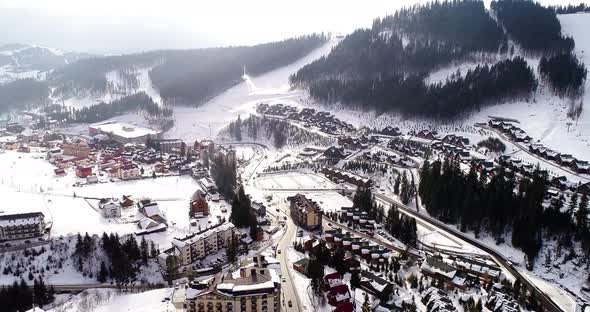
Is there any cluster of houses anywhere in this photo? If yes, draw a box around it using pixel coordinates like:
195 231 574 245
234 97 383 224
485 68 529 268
324 228 394 264
375 126 402 137
337 135 378 151
322 167 373 189
358 150 417 168
421 287 457 312
387 137 428 158
419 255 501 291
529 143 590 174
485 290 520 312
287 194 322 231
322 146 351 160
257 103 354 135
339 207 378 233
488 119 531 143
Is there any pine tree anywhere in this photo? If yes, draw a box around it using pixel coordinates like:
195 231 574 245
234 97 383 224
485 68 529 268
140 237 149 265
98 261 109 283
576 193 589 234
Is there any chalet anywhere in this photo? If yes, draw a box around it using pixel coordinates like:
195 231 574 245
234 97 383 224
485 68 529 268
511 131 531 142
571 160 590 174
322 167 372 189
327 284 351 307
323 146 349 160
360 271 393 299
421 287 457 312
333 302 354 312
17 128 38 143
442 134 469 147
75 166 93 178
287 194 322 230
452 256 500 283
250 201 266 217
420 256 467 290
6 122 25 134
136 217 167 235
118 164 140 180
293 258 310 276
138 201 167 224
556 154 576 166
416 130 437 140
488 119 503 128
485 290 520 312
98 199 122 218
189 190 209 216
379 126 402 137
323 272 344 291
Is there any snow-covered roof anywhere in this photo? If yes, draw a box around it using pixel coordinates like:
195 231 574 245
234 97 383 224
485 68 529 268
0 212 44 227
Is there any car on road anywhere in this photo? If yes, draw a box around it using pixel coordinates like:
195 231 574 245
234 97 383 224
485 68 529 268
282 278 286 282
327 223 332 226
284 216 287 220
277 249 281 254
288 300 292 307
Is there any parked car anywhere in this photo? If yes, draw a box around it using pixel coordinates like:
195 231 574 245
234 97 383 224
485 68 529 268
288 300 292 307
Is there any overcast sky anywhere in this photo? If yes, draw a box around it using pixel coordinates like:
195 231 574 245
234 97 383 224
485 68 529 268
0 0 587 54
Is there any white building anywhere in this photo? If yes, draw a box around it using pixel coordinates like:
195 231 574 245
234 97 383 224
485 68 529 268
0 212 46 241
158 222 235 268
98 199 122 218
89 122 160 144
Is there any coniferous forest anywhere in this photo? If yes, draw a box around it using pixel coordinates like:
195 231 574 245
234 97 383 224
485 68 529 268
291 0 587 119
0 78 49 113
51 34 327 105
290 1 539 119
418 158 590 267
492 0 575 55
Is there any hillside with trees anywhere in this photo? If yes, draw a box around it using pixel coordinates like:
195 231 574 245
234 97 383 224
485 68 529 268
50 34 327 105
290 0 544 119
539 53 587 98
492 0 574 55
0 78 49 113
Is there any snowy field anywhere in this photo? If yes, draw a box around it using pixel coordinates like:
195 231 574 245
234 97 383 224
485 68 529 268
254 171 338 190
48 288 174 312
0 149 229 250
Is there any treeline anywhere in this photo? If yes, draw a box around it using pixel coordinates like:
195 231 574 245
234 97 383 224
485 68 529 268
551 3 590 14
352 187 418 247
230 186 256 228
150 34 327 105
0 278 55 312
210 150 237 198
75 232 158 288
477 137 506 153
51 34 327 105
43 92 171 124
539 53 587 98
0 78 49 112
418 158 590 266
491 0 574 55
301 57 535 119
226 114 334 148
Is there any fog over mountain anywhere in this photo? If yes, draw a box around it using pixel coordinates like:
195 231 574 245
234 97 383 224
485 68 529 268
1 0 583 54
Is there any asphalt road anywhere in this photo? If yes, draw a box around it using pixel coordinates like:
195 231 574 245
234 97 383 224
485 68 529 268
276 206 301 312
374 193 564 312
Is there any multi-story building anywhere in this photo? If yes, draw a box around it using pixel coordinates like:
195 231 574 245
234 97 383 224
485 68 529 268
155 139 184 154
0 212 46 241
118 164 140 180
185 255 281 312
287 194 322 230
158 222 235 269
62 141 91 158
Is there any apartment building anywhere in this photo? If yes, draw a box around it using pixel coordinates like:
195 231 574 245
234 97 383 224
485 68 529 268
159 222 235 269
186 255 281 312
287 194 322 230
0 212 46 241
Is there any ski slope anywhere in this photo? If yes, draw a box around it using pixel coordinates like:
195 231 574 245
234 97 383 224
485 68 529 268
164 39 339 141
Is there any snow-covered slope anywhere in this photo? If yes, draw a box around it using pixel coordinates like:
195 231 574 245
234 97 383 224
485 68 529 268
164 39 340 141
49 288 174 312
0 43 91 84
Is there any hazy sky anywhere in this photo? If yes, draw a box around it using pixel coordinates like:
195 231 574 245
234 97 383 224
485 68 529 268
0 0 587 54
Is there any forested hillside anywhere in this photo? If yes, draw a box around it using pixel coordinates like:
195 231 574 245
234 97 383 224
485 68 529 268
291 0 586 119
50 34 327 105
0 78 49 113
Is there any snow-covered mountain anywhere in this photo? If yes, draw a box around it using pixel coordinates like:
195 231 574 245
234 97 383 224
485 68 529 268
0 43 92 83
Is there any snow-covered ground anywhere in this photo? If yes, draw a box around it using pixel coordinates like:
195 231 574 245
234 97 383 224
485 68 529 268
0 149 229 250
48 288 174 312
164 39 339 141
254 171 338 190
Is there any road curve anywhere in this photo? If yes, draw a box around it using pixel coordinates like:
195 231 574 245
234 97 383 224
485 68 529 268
374 193 563 312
